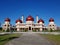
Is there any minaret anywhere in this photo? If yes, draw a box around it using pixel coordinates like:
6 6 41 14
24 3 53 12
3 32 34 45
36 16 38 23
3 18 11 31
21 16 24 23
48 18 56 30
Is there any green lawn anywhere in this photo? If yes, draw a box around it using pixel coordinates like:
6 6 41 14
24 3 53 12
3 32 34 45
40 34 60 45
0 33 21 45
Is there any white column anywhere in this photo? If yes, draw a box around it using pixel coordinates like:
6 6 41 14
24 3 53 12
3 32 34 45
36 16 38 23
31 24 32 32
21 16 24 22
17 28 20 31
28 28 29 32
40 28 42 31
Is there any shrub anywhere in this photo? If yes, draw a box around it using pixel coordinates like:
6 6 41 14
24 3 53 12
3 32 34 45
50 29 53 32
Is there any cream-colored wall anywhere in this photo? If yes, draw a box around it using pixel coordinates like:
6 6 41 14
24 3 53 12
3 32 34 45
26 21 34 24
16 22 45 31
5 21 10 25
49 22 54 25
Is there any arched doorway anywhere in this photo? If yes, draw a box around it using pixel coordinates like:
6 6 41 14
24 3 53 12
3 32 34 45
29 26 31 30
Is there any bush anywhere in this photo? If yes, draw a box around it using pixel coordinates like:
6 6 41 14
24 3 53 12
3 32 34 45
6 30 10 32
24 30 28 32
50 29 53 32
32 30 36 32
2 30 5 32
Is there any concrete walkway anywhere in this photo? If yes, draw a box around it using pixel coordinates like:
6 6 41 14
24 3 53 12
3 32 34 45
5 33 53 45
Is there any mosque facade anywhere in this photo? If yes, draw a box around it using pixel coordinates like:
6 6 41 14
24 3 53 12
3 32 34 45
2 15 57 32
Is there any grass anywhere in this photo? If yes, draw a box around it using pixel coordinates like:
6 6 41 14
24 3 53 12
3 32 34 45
42 30 60 32
40 34 60 45
0 33 21 45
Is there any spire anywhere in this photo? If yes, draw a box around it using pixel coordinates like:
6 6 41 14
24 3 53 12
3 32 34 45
21 15 24 22
36 16 38 23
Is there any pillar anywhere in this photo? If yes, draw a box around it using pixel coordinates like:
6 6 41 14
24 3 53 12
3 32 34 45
17 28 20 31
36 16 38 23
40 28 42 31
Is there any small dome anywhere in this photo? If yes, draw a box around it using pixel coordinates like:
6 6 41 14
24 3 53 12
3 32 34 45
26 15 34 21
38 19 44 23
49 18 54 22
16 19 22 23
5 18 10 22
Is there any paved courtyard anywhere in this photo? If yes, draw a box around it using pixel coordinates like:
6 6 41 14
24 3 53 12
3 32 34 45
5 33 53 45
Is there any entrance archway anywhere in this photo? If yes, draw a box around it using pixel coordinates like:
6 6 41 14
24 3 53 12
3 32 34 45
29 26 31 30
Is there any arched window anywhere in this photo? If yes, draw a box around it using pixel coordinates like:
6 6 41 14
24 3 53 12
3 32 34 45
49 25 51 26
4 25 6 26
53 25 54 26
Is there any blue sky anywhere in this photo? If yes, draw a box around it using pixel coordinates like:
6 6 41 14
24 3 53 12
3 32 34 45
0 0 60 26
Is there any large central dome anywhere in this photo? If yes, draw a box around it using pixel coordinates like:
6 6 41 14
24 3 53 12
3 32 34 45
26 15 34 21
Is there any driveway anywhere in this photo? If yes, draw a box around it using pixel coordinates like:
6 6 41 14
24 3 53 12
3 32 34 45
5 33 53 45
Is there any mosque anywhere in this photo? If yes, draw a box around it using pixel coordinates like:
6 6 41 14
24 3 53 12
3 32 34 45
2 15 57 32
